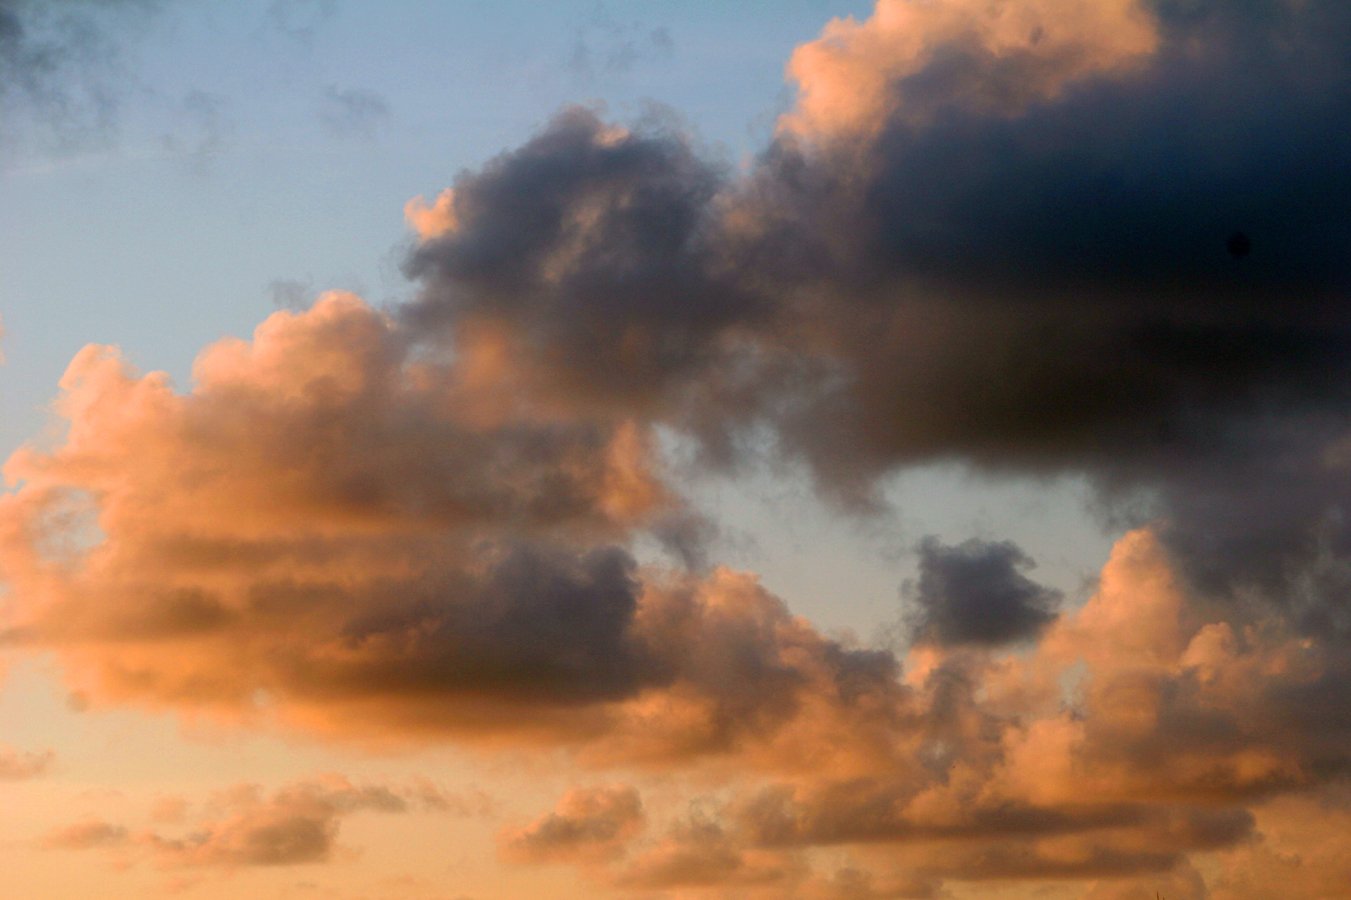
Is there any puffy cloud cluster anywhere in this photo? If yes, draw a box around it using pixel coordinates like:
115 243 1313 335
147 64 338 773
5 0 1351 895
904 537 1061 646
505 531 1351 893
0 292 899 759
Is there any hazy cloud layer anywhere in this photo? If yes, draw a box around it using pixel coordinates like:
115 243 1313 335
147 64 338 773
0 0 158 151
43 774 460 870
0 743 53 779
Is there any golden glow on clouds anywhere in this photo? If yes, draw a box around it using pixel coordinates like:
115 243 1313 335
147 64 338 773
4 1 1351 897
782 0 1158 138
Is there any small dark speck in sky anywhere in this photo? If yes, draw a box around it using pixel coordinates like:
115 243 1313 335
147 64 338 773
1226 230 1252 259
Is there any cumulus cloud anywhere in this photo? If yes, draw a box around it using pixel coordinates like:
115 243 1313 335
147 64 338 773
7 1 1351 895
0 291 898 759
904 537 1060 646
141 777 408 868
403 105 766 428
613 816 804 892
780 0 1157 136
394 2 1351 595
498 785 643 865
497 530 1351 892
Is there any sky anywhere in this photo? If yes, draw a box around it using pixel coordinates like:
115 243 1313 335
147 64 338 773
1 1 1350 898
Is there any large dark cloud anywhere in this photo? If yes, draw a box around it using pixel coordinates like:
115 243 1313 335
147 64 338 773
754 0 1351 475
399 0 1351 611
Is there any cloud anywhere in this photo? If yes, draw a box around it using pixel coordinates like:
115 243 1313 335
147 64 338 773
614 818 804 893
404 0 1351 622
0 291 901 759
493 530 1350 892
905 537 1060 646
0 743 53 779
319 85 389 140
780 0 1157 137
403 105 765 430
499 785 643 865
46 774 461 870
567 6 675 84
41 819 129 850
0 0 159 152
7 2 1351 895
267 277 315 310
141 778 397 868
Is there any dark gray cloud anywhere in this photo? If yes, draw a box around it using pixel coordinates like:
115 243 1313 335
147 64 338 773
309 542 648 707
736 0 1351 611
904 538 1059 646
400 1 1351 616
404 105 765 418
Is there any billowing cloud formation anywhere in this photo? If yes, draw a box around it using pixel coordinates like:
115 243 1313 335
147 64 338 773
905 536 1060 645
397 0 1351 609
0 292 899 758
6 0 1351 895
403 105 768 436
780 0 1157 135
510 531 1351 893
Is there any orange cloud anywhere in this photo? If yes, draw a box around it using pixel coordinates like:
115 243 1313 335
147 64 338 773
43 774 467 872
404 189 458 240
782 0 1158 139
498 785 643 865
40 820 129 851
0 743 53 780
